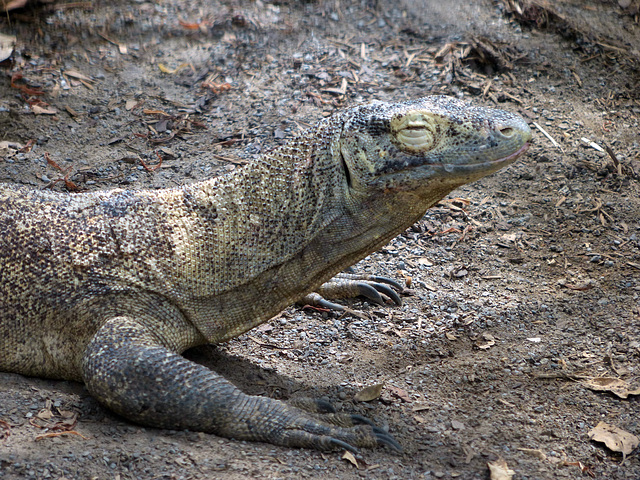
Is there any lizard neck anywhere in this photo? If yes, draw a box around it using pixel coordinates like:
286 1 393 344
168 120 353 340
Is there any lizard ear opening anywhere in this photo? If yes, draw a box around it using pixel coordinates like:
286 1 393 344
340 151 353 188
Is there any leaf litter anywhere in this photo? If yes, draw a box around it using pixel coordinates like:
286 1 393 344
588 422 639 461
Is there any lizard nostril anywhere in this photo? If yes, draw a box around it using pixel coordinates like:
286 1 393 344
499 126 515 137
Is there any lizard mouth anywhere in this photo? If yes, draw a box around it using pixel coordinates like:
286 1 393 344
495 141 530 165
432 141 530 179
443 142 529 173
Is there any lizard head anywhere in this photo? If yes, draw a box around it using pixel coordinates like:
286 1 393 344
336 96 531 202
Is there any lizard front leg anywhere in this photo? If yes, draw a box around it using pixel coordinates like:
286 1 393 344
81 316 400 452
301 272 403 311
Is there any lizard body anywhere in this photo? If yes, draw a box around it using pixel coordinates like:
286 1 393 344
0 96 531 451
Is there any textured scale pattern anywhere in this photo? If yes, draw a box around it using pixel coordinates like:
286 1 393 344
0 96 531 451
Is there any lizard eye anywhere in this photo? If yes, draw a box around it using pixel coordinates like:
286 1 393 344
391 113 437 152
395 125 434 149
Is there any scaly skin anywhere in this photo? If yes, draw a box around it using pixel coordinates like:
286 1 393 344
0 96 531 452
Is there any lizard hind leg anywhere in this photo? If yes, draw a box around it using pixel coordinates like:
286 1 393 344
81 316 400 452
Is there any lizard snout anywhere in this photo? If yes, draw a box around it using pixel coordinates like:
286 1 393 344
494 116 532 143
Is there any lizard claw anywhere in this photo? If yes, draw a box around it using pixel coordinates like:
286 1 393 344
354 283 387 305
374 430 403 452
359 282 401 305
301 293 349 312
328 437 360 454
350 414 377 427
366 275 403 291
327 428 401 453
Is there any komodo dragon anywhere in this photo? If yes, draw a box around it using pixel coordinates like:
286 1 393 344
0 96 531 452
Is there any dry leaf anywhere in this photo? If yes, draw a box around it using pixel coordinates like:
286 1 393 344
158 63 190 74
31 104 58 115
387 385 411 403
476 333 496 350
588 421 639 460
445 332 457 341
36 409 53 420
488 458 515 480
0 141 24 153
561 460 594 475
580 377 640 399
517 448 547 460
0 33 16 63
64 69 94 83
342 450 360 468
354 383 384 402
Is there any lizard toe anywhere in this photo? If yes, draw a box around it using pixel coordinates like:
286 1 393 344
300 272 403 311
299 292 346 311
375 430 403 452
368 282 402 305
350 414 377 427
367 275 403 291
355 283 386 305
328 437 360 454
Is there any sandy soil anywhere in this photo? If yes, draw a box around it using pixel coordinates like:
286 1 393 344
1 0 639 479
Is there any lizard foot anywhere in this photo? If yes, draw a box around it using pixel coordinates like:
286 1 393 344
250 397 403 453
301 272 403 311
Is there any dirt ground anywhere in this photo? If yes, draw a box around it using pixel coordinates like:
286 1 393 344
1 0 639 479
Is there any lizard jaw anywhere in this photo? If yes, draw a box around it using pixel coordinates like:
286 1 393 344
498 141 530 163
476 140 530 169
435 141 530 183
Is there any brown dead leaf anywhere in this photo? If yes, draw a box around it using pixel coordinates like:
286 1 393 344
354 383 384 402
517 448 547 460
387 385 412 403
178 19 204 30
476 333 496 350
580 377 640 399
36 409 53 420
158 63 191 75
35 430 88 441
31 104 58 115
342 450 360 468
0 141 24 154
0 33 16 63
588 422 639 460
0 418 10 441
488 458 515 480
561 460 595 476
63 69 94 83
124 99 138 111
